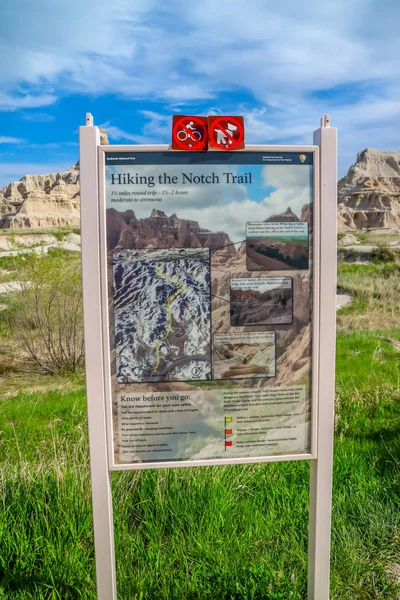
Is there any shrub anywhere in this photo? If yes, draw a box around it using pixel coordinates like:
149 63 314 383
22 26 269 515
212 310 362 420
9 246 84 374
371 246 400 263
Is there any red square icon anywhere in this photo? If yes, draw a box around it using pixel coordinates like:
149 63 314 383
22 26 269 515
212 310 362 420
172 115 208 151
208 116 245 150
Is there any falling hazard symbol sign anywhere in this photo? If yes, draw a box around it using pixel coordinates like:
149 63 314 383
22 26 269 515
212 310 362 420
208 116 245 150
172 115 208 151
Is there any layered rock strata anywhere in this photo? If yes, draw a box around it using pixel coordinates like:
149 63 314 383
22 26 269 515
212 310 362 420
0 129 108 229
106 208 235 255
338 148 400 231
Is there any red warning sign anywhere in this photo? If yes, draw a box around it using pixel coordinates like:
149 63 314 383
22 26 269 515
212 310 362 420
172 115 208 151
208 116 245 150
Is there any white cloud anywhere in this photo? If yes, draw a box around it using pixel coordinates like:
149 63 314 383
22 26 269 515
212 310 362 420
22 112 55 122
0 93 57 112
0 136 25 144
99 124 141 143
261 166 312 219
29 143 61 149
2 1 400 176
101 111 172 145
3 1 400 104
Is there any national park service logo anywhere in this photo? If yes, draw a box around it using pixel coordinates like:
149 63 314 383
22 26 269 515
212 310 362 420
299 154 306 163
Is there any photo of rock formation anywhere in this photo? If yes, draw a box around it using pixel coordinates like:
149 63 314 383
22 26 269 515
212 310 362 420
213 332 276 379
230 277 293 326
106 208 234 254
247 234 309 271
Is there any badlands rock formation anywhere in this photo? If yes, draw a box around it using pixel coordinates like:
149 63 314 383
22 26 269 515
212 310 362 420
106 208 235 255
0 129 108 229
265 207 300 223
338 148 400 231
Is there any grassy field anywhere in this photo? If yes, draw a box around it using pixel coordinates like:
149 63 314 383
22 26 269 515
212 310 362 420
337 263 400 331
338 229 400 246
0 258 399 598
0 227 80 237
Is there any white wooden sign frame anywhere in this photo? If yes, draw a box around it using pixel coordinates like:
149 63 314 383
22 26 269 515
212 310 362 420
79 114 337 600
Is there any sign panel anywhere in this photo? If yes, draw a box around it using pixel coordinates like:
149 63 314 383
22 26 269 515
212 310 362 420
208 116 245 150
102 150 316 466
172 115 208 151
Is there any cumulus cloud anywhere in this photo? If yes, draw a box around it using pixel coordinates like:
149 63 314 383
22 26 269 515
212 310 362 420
3 1 400 103
0 93 57 112
2 1 400 176
261 165 312 219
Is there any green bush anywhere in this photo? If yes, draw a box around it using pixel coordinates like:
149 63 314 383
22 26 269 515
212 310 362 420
8 246 84 374
371 246 400 263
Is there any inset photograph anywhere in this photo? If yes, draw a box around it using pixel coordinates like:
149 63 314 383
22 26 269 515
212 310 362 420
230 277 293 326
213 331 276 379
246 221 309 270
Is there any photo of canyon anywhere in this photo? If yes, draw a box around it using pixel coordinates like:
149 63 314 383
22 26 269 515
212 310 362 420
213 332 276 379
246 221 309 271
230 277 293 326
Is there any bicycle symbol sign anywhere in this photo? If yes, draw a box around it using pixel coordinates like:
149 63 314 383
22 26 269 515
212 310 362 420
172 115 208 151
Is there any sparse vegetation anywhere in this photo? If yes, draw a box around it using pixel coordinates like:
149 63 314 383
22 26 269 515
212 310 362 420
1 246 84 375
0 328 399 599
0 226 80 237
337 262 400 330
371 246 400 263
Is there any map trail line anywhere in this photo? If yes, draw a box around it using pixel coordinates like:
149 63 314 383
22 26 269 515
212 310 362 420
153 266 186 373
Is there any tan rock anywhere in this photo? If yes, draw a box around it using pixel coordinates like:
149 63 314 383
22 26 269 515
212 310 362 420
337 148 400 231
0 128 109 229
100 128 109 145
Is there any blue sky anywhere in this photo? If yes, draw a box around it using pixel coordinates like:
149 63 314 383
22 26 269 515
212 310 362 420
1 0 400 188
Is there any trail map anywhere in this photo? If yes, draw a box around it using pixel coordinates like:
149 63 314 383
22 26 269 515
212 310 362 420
113 248 211 383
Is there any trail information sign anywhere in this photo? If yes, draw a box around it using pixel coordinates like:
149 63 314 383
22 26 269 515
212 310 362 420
105 151 315 466
79 116 337 600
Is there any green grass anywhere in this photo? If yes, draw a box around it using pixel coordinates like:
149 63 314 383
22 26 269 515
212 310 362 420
0 227 80 237
338 231 400 247
0 256 20 284
0 255 399 598
0 330 399 599
337 262 400 330
358 232 400 246
336 330 400 391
